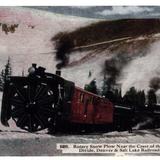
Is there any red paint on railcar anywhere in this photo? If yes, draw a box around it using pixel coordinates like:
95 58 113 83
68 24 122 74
70 87 114 125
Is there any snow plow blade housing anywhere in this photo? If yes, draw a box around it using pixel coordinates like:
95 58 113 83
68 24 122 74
1 73 75 132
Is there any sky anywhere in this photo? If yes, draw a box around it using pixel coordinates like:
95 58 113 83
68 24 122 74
27 6 160 19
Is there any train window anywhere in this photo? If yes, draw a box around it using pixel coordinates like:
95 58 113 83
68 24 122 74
79 93 84 103
89 96 93 104
78 93 81 103
93 98 100 105
84 99 89 114
104 99 108 104
101 99 104 103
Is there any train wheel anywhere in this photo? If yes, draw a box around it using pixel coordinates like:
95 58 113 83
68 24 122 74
10 80 56 132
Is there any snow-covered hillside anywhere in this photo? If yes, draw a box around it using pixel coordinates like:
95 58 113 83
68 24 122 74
0 7 97 79
1 7 160 96
49 18 160 98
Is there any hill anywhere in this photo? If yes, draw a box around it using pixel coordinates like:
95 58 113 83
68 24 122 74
52 19 160 95
53 19 160 48
0 7 160 96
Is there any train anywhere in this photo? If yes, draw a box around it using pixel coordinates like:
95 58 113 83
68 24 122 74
0 64 135 133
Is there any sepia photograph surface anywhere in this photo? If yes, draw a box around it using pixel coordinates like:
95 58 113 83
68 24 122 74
0 5 159 156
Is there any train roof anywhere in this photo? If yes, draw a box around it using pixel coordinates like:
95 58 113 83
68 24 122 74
75 86 105 99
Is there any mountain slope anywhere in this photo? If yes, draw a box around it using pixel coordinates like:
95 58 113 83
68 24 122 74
52 19 160 95
0 7 160 96
0 7 96 74
53 19 160 48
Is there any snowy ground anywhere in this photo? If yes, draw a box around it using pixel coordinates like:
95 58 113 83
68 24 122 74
0 125 160 155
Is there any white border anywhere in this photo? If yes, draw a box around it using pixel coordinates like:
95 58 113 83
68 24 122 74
0 1 159 160
0 156 159 160
0 0 160 6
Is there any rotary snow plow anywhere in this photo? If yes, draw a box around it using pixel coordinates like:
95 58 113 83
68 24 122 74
1 64 135 134
1 64 74 132
1 64 116 134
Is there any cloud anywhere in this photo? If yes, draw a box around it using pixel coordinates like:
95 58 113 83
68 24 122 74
96 6 154 16
148 12 160 17
71 6 93 9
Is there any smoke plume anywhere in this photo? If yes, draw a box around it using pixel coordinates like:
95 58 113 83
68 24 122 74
102 50 143 90
52 32 74 69
149 77 160 91
120 41 160 95
103 54 128 89
134 117 153 130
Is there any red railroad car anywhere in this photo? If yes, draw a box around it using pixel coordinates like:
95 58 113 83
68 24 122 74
70 87 113 125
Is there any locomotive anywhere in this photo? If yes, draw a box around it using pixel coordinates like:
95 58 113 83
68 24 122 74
1 64 132 133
